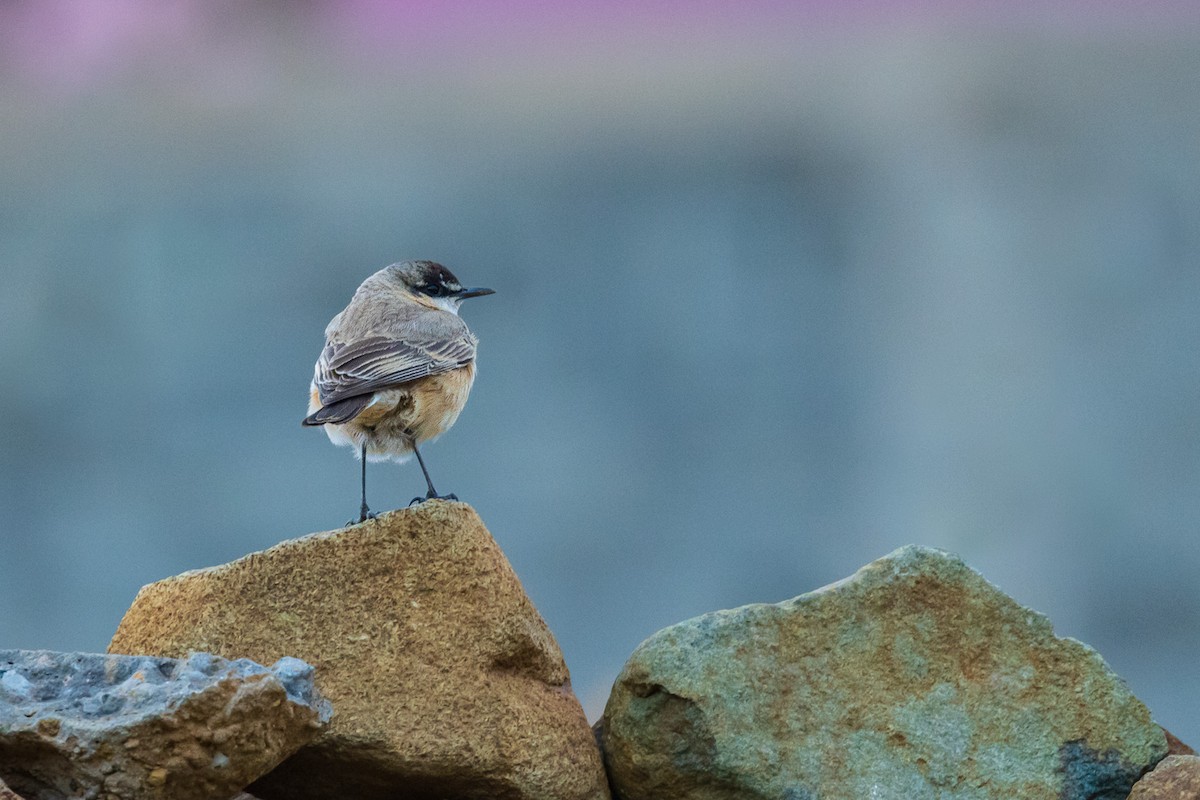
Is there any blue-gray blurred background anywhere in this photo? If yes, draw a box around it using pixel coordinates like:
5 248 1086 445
1 1 1197 742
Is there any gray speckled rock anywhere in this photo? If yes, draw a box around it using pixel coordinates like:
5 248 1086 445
600 545 1167 800
0 650 330 800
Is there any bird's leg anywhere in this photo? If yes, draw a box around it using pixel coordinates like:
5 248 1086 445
409 442 439 503
350 441 377 525
409 439 458 505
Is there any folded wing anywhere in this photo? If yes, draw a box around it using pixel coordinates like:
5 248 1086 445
305 322 478 427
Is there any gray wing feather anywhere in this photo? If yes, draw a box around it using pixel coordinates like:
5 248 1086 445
314 330 477 406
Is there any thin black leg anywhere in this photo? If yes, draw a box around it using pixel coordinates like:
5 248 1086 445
409 441 458 505
412 442 438 497
351 441 376 525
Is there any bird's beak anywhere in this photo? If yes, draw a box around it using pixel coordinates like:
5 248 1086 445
456 287 496 299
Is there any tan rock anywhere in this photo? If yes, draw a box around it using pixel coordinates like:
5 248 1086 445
109 501 610 800
0 777 25 800
1128 755 1200 798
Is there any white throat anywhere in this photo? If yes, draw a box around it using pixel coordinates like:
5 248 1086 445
430 295 463 315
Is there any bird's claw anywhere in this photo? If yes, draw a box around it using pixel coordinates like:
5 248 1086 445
347 509 378 526
409 492 458 506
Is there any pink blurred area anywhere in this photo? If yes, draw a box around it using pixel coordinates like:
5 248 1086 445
3 0 1198 89
0 0 204 83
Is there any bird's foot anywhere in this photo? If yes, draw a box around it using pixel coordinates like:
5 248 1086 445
347 507 378 526
409 492 458 506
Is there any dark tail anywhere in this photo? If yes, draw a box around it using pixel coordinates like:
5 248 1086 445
302 395 372 426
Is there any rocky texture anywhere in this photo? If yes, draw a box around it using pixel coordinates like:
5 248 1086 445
0 777 25 800
601 545 1167 800
0 650 329 800
1128 755 1200 798
109 500 610 800
1165 728 1196 756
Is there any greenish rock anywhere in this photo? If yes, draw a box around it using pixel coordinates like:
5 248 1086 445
600 545 1167 800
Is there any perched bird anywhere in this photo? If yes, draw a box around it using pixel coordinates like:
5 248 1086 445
303 261 494 522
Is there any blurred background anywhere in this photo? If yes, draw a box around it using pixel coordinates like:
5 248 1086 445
1 0 1197 742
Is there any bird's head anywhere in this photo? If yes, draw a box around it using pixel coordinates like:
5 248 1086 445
391 260 495 314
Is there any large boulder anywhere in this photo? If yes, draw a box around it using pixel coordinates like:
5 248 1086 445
109 501 610 800
0 650 328 800
600 545 1167 800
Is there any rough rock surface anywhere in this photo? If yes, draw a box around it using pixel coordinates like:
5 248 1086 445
1165 729 1196 756
1128 755 1200 798
0 777 24 800
0 650 328 800
601 545 1167 800
109 500 610 800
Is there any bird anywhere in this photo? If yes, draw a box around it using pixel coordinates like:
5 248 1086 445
303 260 494 523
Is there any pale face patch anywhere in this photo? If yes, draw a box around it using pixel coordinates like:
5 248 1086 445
428 295 463 315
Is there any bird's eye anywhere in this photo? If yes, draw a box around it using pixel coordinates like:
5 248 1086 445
423 284 444 297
